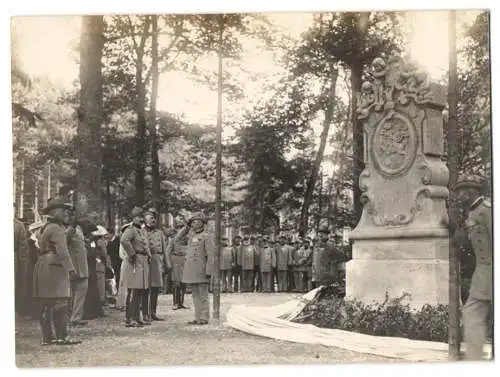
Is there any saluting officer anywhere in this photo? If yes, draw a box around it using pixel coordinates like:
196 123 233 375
33 198 81 345
181 212 215 325
143 208 170 321
454 175 492 360
167 219 189 310
120 207 151 327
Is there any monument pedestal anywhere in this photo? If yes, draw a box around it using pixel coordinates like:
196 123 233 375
346 55 449 310
346 237 449 308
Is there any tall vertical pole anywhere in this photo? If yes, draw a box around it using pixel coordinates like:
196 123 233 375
447 10 461 361
213 14 224 322
19 158 25 219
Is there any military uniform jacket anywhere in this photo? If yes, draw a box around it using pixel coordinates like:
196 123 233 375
466 198 492 300
182 228 215 284
33 220 75 298
167 231 188 283
143 227 170 288
240 245 255 270
276 244 290 271
294 247 309 272
221 246 234 270
312 242 332 282
14 218 29 298
260 246 276 272
254 245 261 267
120 225 151 289
232 245 241 268
66 225 89 279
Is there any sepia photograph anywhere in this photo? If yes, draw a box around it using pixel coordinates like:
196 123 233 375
10 4 494 369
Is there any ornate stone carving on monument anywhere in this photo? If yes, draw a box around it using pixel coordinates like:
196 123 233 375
346 54 449 308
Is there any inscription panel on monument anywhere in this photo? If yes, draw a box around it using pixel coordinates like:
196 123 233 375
371 111 418 177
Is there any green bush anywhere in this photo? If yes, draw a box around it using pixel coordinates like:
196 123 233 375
295 291 449 342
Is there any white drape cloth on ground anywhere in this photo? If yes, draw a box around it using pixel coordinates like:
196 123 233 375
225 288 491 362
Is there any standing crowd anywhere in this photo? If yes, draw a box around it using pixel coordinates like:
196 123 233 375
13 195 346 344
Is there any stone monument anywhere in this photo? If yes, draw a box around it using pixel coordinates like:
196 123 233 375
346 54 449 309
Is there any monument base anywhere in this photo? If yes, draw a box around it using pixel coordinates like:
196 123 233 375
346 237 449 309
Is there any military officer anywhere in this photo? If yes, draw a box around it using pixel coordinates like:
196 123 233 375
14 202 29 316
120 207 151 327
220 237 234 293
143 209 170 320
253 235 262 292
454 175 492 360
33 198 81 345
167 220 189 310
240 235 256 292
259 236 276 293
66 209 89 326
179 212 215 325
312 225 334 288
231 235 242 292
293 239 310 292
275 235 290 292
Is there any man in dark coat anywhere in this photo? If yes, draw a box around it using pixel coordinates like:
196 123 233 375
180 212 214 325
143 209 170 320
14 203 29 316
231 235 242 292
106 226 121 291
454 175 492 360
276 235 290 292
240 236 255 292
120 207 151 327
33 198 81 345
66 209 89 326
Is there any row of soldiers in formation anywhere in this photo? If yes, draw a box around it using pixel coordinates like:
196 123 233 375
14 195 347 343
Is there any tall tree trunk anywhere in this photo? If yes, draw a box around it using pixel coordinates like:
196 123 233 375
299 68 339 235
316 170 323 232
77 16 104 215
351 12 370 225
150 15 161 212
105 173 112 227
134 18 151 206
447 10 461 361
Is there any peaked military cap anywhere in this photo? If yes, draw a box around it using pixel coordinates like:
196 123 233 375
188 212 207 225
144 207 158 217
42 197 73 215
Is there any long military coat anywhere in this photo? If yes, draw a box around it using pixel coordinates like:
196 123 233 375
312 242 332 282
466 198 492 300
66 225 89 279
181 227 215 284
143 227 170 288
220 246 234 270
14 218 29 301
275 244 290 271
240 245 256 270
167 231 188 283
120 224 151 289
260 246 276 272
33 220 75 298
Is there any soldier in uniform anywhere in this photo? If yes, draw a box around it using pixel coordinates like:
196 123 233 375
312 225 334 288
453 175 492 360
259 236 276 293
143 209 170 321
240 235 255 292
92 226 109 311
253 235 262 292
120 207 151 327
294 239 310 292
275 235 290 292
220 237 234 293
33 198 81 345
167 220 189 310
66 209 89 326
232 235 242 293
180 212 215 325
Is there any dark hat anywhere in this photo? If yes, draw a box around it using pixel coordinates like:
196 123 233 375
243 235 250 240
144 207 158 216
250 235 256 240
188 212 207 226
131 206 143 217
233 235 242 240
453 174 486 191
42 197 73 215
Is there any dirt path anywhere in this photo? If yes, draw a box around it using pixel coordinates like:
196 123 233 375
15 293 395 367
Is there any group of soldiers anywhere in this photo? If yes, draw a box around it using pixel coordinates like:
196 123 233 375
217 230 345 295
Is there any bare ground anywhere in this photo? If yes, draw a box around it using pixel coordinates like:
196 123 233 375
15 292 396 368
